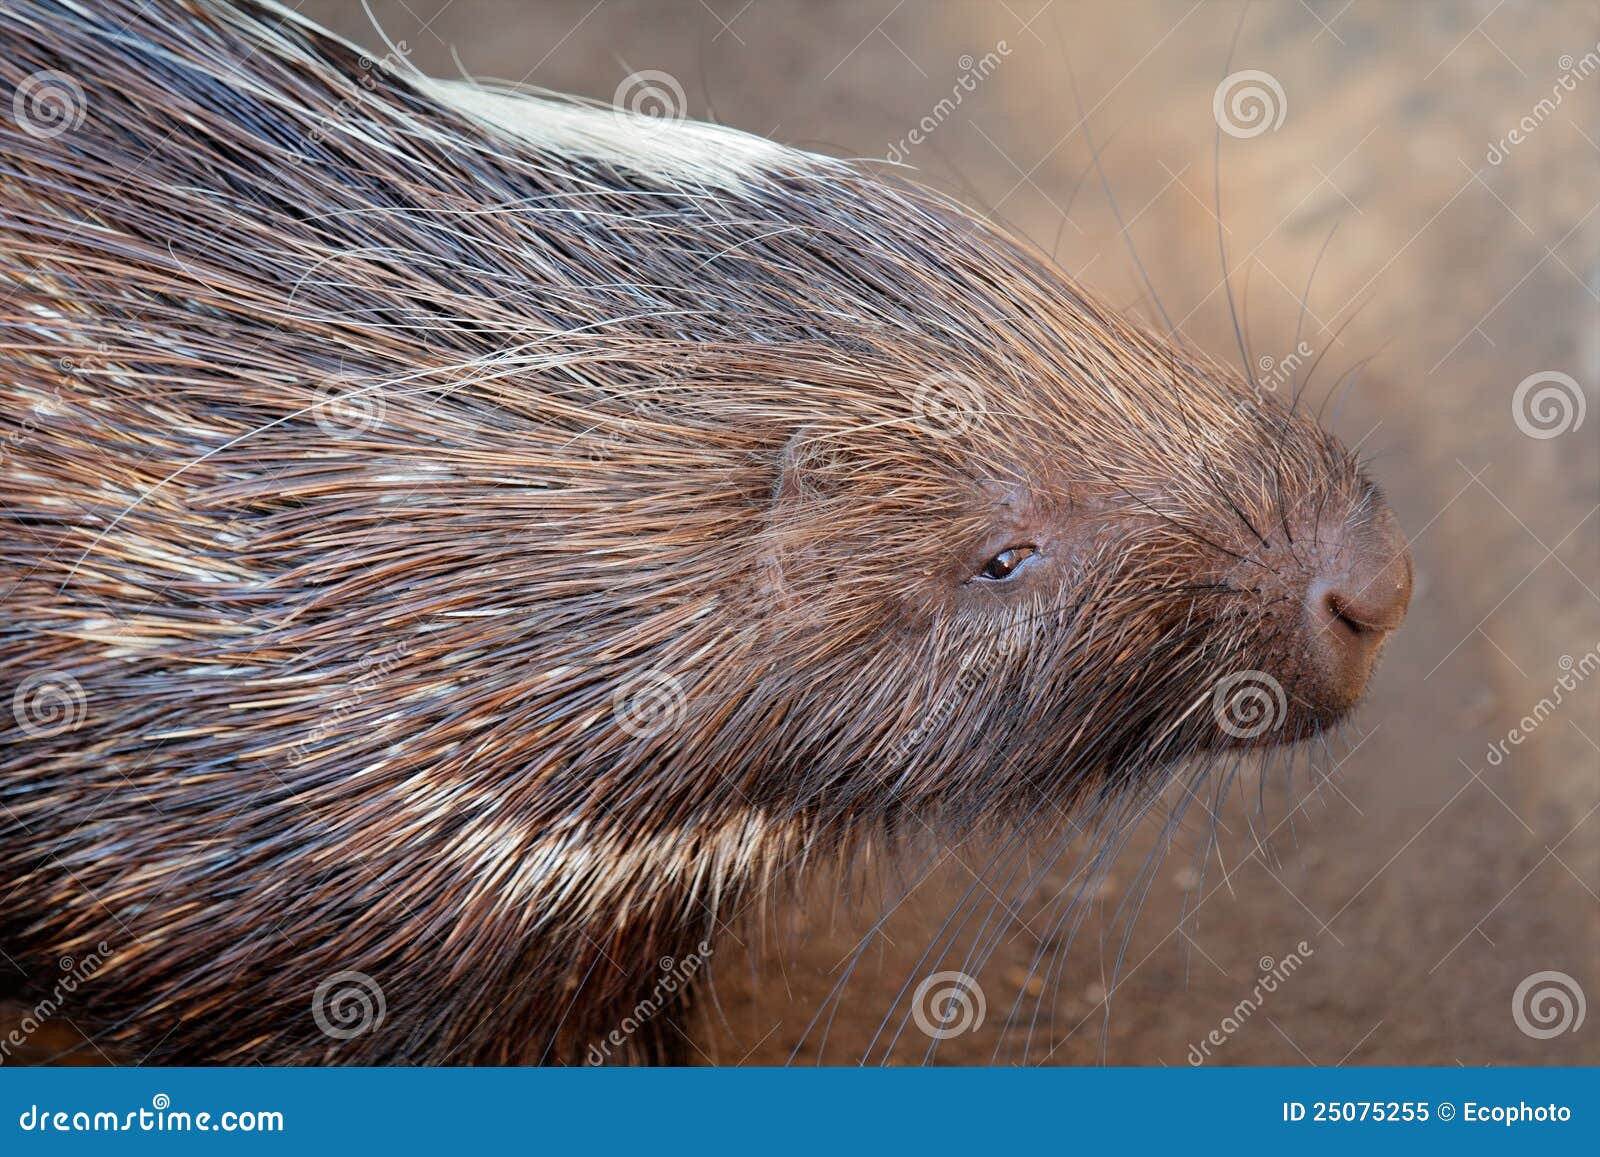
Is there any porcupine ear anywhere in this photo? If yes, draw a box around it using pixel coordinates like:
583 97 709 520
766 420 883 529
768 425 838 510
759 424 852 612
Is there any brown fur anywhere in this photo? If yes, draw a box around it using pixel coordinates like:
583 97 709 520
1 0 1379 1063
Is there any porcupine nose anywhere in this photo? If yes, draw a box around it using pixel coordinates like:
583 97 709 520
1302 504 1412 713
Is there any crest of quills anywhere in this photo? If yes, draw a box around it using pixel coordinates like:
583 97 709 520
0 0 1410 1063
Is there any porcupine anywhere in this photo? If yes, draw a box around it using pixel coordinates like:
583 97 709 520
0 0 1411 1064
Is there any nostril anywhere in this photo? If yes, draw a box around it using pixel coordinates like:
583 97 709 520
1276 504 1413 733
1310 580 1388 642
1308 511 1414 640
1322 590 1368 636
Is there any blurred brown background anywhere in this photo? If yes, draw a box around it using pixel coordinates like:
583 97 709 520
284 0 1594 1064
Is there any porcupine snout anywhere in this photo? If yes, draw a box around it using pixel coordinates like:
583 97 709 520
1214 488 1413 743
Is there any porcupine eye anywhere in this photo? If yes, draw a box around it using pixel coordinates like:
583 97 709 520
977 545 1037 582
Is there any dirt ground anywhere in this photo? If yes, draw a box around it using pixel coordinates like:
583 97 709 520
19 0 1593 1067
